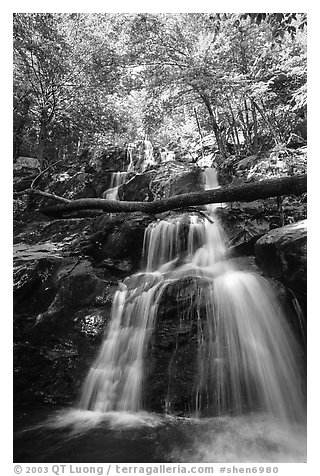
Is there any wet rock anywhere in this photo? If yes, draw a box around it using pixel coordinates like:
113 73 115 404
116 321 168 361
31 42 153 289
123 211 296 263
118 172 155 202
255 220 307 302
34 260 115 324
151 162 205 200
215 202 274 256
46 171 97 200
116 163 205 202
144 277 203 413
13 249 117 407
79 145 128 172
83 212 154 267
73 308 110 337
13 213 134 408
13 206 157 408
168 168 205 197
13 217 94 252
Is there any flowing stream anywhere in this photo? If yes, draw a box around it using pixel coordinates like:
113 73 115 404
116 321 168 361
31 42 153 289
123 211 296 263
14 167 306 463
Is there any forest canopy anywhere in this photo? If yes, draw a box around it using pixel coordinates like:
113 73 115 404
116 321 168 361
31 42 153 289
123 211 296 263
13 13 307 168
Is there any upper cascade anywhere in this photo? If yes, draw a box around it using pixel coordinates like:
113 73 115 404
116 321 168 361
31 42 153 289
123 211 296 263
102 171 128 200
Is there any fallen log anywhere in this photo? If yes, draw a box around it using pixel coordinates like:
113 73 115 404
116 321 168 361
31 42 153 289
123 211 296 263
40 174 307 218
20 188 72 204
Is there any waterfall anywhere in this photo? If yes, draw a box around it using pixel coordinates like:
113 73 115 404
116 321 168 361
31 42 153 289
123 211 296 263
141 139 157 171
79 167 305 423
102 172 128 200
102 139 155 200
127 143 135 173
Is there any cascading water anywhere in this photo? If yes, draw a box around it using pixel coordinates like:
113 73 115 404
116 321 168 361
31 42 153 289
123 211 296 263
79 166 305 425
102 171 128 200
142 139 157 171
102 142 140 199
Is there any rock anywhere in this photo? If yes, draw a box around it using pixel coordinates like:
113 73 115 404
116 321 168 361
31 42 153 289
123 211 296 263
13 197 29 217
215 201 277 257
127 139 159 172
83 212 154 267
144 268 293 414
150 162 205 200
118 172 155 202
35 260 115 324
13 156 41 172
13 211 141 408
80 145 129 172
168 168 205 196
46 171 97 200
13 209 156 407
13 157 41 192
13 248 118 407
115 163 205 202
255 220 307 301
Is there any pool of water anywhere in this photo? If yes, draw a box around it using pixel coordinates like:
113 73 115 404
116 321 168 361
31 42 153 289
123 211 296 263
13 407 307 463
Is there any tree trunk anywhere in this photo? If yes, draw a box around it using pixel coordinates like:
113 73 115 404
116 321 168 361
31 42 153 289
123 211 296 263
37 111 48 169
40 174 307 218
252 100 280 145
200 94 227 160
251 99 259 153
194 107 205 159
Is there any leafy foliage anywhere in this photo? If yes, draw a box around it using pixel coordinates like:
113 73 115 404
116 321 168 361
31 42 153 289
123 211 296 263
13 13 307 176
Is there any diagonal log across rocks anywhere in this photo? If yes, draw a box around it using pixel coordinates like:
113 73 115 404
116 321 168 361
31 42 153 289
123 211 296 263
40 174 307 217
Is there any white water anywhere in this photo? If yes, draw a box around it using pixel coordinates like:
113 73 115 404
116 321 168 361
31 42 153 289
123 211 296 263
102 171 128 200
38 409 306 462
79 166 305 426
142 139 157 171
102 139 156 199
171 414 306 463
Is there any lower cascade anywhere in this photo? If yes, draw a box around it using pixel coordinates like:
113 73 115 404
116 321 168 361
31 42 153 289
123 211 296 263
78 170 305 424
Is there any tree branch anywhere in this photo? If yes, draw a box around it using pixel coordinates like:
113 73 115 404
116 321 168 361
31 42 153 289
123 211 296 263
21 188 71 204
30 159 63 187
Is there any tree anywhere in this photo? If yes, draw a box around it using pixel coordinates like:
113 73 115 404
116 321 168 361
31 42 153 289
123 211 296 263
13 13 128 165
122 13 307 158
13 13 307 167
14 14 69 165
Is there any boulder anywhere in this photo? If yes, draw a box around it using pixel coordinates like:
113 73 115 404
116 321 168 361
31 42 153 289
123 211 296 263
46 171 97 200
79 145 129 172
144 263 294 414
145 277 203 413
255 220 307 301
13 156 41 192
118 172 155 202
150 162 205 200
13 156 41 172
168 167 205 197
82 212 154 268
